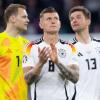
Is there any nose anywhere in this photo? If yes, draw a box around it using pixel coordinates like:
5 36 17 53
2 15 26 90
73 18 78 23
71 19 78 25
51 19 56 24
51 21 55 24
27 17 30 23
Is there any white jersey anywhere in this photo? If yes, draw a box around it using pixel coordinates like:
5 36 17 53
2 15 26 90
23 38 79 100
72 38 100 100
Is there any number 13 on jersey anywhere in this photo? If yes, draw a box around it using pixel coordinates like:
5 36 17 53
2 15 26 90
86 58 97 70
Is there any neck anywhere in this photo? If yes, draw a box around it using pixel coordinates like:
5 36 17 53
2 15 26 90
5 24 20 37
43 32 59 45
75 29 91 44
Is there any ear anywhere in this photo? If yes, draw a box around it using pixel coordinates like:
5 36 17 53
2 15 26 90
9 15 16 23
87 19 91 26
39 19 43 29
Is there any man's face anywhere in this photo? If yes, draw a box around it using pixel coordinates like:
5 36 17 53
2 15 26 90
39 12 61 34
14 8 29 32
69 11 90 33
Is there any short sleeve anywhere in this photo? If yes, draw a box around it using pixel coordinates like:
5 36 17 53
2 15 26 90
22 42 38 68
67 52 79 66
67 43 79 66
22 54 35 67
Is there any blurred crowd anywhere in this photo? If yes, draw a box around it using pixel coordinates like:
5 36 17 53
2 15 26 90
0 0 100 34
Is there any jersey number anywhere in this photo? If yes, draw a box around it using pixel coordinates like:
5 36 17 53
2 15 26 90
16 56 20 67
49 60 55 72
86 58 97 70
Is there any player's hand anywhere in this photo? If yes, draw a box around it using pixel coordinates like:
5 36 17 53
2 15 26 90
49 43 58 64
38 47 50 65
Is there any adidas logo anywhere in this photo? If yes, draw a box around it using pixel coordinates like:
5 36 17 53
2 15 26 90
78 52 83 57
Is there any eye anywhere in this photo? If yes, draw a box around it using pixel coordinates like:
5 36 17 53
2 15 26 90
54 17 59 20
77 15 82 19
47 17 52 21
22 15 27 19
70 17 74 21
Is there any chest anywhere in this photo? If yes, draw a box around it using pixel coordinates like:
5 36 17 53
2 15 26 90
76 43 100 71
0 38 24 56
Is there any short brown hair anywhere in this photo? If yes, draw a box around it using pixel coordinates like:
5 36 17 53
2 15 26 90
40 7 57 18
4 4 26 23
69 6 91 20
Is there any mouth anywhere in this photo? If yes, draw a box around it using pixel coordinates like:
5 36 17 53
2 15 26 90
50 26 57 28
72 24 80 29
73 23 79 26
24 24 28 27
25 22 29 25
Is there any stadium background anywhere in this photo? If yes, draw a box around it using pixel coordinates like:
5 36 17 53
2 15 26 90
0 0 100 40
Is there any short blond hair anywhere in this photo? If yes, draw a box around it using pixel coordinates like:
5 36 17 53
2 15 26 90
40 7 57 18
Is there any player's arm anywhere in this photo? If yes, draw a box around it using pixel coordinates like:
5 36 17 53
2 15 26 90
50 44 79 83
23 62 44 85
56 62 79 83
23 47 50 85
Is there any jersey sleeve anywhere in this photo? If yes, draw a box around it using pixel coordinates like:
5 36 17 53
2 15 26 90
67 43 79 66
68 51 79 66
22 54 35 67
22 42 38 68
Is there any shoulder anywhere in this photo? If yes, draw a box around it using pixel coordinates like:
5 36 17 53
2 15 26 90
19 36 29 44
0 32 7 38
26 37 43 48
67 42 77 54
0 32 9 45
34 37 43 44
59 39 68 44
71 38 78 45
59 39 77 54
24 37 43 53
26 41 36 48
24 41 37 55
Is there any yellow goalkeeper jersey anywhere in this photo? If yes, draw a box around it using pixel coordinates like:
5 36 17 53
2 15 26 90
0 32 29 100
